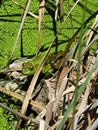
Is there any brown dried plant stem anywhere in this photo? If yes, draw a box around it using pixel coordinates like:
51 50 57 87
15 34 58 130
9 0 32 64
11 0 39 19
0 86 45 111
36 0 45 56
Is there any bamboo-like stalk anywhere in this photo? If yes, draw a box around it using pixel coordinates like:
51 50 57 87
36 0 45 56
8 0 32 64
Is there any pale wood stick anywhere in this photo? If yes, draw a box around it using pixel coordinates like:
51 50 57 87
16 27 58 130
0 86 45 111
11 0 39 19
9 0 32 63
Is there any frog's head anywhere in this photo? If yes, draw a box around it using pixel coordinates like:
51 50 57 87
22 60 35 76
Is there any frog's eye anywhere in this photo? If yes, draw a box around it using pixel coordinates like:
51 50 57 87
29 66 34 70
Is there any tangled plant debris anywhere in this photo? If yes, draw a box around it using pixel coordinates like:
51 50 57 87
0 14 98 130
0 0 98 130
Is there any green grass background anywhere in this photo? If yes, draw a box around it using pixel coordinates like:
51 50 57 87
0 0 98 69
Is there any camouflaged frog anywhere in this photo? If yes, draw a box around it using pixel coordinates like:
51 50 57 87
22 51 64 76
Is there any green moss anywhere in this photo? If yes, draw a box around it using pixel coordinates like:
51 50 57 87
0 108 7 128
0 107 9 130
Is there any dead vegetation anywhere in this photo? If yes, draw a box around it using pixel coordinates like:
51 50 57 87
0 0 98 130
